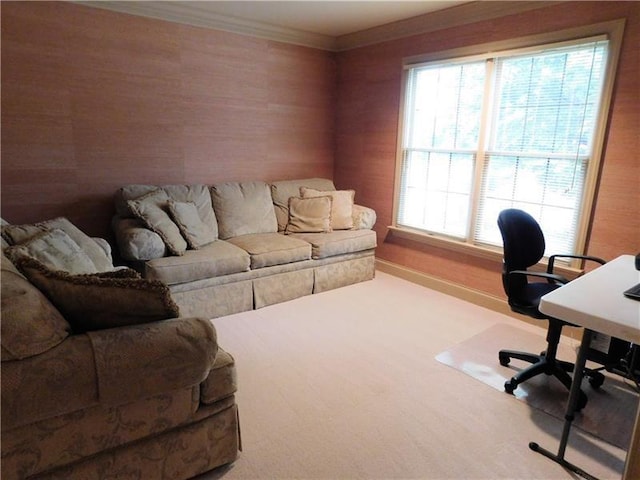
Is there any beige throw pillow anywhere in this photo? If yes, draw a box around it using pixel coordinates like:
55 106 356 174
128 189 187 256
6 228 98 274
167 200 217 249
270 178 337 231
1 217 114 271
285 196 333 234
17 257 180 333
300 187 355 230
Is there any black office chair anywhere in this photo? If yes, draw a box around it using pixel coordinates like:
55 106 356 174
497 208 606 409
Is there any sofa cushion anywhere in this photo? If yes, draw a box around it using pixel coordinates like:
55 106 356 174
145 240 250 285
301 187 355 230
6 228 98 274
2 217 114 272
285 196 332 234
211 181 278 239
128 189 188 256
17 257 179 333
201 348 237 405
1 254 71 361
289 229 377 259
270 178 336 231
168 200 217 249
227 233 311 269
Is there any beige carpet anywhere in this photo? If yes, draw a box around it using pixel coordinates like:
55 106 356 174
198 271 630 480
435 323 638 450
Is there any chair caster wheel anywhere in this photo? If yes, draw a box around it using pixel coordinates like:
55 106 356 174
504 379 517 394
588 372 605 389
576 391 588 412
499 353 510 366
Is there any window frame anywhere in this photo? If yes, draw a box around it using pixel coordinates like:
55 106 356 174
391 20 625 269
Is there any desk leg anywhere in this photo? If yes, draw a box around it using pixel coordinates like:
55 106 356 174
529 329 598 480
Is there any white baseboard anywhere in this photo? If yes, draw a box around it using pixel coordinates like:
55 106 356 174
375 258 585 346
375 258 540 328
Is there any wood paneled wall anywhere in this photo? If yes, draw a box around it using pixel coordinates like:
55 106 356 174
334 1 640 299
2 1 637 300
1 1 336 239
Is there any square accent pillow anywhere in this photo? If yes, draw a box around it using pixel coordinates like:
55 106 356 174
128 189 187 256
17 257 180 333
300 187 355 230
6 228 98 274
167 200 217 249
270 178 337 231
1 217 114 271
285 196 333 234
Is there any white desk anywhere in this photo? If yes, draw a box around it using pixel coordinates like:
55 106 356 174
537 254 640 480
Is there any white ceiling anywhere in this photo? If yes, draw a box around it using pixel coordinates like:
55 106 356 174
79 0 475 49
79 1 553 51
164 1 470 37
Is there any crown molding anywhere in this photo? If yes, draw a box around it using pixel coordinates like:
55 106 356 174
74 1 337 50
334 1 561 51
75 1 561 52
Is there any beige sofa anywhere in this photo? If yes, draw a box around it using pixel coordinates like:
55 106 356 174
1 218 240 479
112 178 377 318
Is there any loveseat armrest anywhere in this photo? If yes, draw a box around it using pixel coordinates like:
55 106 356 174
91 237 112 262
112 216 167 261
87 316 218 407
353 204 377 230
1 334 99 431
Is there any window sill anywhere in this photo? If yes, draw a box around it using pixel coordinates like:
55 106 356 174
386 225 584 279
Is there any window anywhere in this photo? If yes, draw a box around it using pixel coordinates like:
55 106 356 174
395 23 623 261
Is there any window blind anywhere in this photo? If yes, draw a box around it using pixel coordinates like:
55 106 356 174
397 37 609 255
474 40 608 254
398 61 485 238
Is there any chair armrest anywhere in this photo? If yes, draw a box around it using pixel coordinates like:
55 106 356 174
352 204 377 230
547 254 606 274
87 316 218 407
508 269 569 285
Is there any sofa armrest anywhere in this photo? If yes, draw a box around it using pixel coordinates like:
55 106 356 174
353 204 377 230
112 216 167 261
87 317 218 407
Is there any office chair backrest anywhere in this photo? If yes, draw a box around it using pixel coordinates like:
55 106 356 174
498 209 545 270
497 209 546 297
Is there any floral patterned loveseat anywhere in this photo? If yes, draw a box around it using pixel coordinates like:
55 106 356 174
1 218 240 479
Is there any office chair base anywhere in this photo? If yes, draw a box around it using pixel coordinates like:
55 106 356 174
499 349 590 411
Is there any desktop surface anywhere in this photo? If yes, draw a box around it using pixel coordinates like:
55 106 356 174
540 254 640 344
